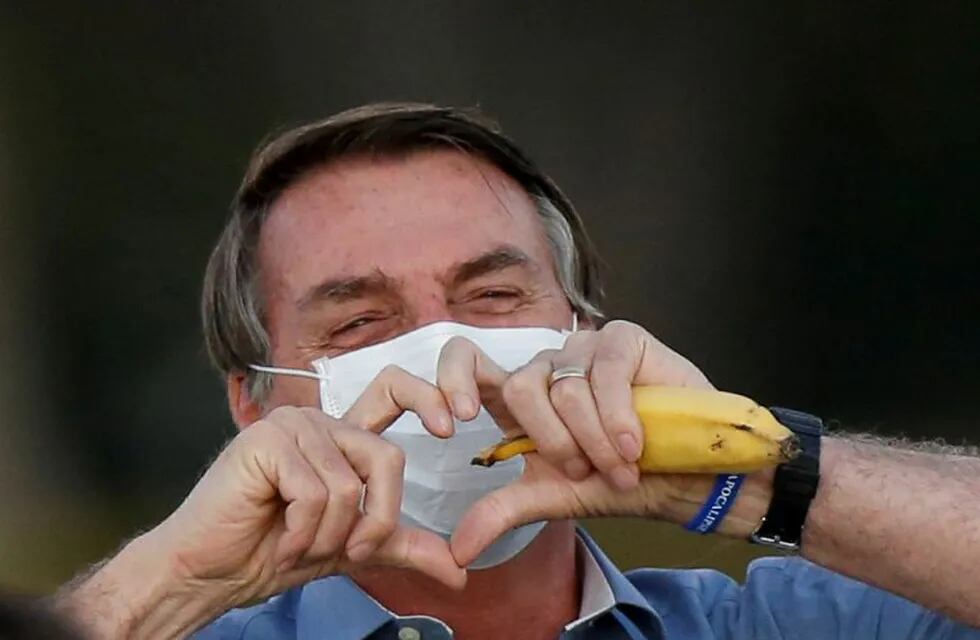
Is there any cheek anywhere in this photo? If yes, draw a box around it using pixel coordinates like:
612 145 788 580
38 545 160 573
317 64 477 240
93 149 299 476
265 377 321 414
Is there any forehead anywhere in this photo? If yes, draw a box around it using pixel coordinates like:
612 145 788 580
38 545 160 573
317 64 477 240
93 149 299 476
257 149 552 302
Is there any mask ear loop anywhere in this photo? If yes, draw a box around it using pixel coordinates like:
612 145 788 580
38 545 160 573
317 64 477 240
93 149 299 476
247 364 344 418
248 363 322 380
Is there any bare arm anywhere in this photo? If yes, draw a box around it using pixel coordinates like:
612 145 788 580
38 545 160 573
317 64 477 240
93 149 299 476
51 392 468 639
637 435 980 627
445 321 980 628
50 531 232 639
803 436 980 623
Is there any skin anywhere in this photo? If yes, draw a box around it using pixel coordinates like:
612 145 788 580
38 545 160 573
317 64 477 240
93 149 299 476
53 149 980 638
243 149 586 638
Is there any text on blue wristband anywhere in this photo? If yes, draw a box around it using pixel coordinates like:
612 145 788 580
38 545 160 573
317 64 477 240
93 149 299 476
684 474 746 534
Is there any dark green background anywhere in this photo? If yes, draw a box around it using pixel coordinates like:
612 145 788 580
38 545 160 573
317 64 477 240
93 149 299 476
0 3 977 591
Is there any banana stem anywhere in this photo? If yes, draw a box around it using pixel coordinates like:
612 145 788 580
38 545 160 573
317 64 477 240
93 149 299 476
471 436 538 467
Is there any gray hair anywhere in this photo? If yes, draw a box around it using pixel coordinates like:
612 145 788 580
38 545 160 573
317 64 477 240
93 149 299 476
202 103 604 404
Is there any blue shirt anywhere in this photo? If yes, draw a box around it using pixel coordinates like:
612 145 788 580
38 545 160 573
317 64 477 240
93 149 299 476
193 530 977 639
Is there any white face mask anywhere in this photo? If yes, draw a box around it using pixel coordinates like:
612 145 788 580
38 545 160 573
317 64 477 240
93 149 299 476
251 317 575 568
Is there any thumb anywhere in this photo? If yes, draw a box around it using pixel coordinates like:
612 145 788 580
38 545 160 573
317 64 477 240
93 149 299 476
370 525 467 590
450 477 563 567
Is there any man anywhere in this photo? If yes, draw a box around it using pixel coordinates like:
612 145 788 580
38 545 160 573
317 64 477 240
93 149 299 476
54 103 980 639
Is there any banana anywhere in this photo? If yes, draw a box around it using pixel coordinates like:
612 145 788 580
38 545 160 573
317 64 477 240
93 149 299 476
471 386 800 473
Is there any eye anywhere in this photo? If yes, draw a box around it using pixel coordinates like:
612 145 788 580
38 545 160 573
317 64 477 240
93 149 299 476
319 314 397 352
335 316 377 334
478 289 519 299
457 287 527 315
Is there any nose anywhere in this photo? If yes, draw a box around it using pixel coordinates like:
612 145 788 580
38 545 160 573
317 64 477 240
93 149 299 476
407 291 454 329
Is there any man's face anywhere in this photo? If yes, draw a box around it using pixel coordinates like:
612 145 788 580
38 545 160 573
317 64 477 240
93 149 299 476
254 148 574 410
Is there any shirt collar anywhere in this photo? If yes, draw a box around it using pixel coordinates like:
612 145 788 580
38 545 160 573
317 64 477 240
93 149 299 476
295 573 391 640
565 528 664 636
573 533 616 621
292 527 663 640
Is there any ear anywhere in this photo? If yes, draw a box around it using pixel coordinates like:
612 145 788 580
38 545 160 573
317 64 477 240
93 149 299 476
227 373 264 430
578 312 598 332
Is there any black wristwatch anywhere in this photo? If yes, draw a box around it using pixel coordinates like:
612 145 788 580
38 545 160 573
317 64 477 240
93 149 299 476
749 407 823 551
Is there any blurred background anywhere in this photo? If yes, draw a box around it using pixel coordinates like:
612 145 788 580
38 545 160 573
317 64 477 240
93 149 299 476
1 3 978 593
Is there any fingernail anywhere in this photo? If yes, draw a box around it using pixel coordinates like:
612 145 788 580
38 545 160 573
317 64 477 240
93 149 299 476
610 465 639 491
564 458 591 479
616 433 641 462
435 411 454 435
452 394 476 419
346 541 376 563
452 570 468 590
277 557 295 574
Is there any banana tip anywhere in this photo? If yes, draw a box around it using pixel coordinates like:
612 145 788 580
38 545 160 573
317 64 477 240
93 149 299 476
780 434 802 461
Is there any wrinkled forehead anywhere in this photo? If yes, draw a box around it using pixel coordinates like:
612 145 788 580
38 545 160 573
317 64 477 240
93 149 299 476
256 148 554 304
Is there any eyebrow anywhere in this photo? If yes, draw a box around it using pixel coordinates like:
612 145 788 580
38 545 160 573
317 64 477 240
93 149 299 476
295 244 535 311
296 270 397 310
447 245 535 288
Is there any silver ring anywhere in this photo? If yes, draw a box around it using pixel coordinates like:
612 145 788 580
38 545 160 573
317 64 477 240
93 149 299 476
358 484 368 514
549 365 589 387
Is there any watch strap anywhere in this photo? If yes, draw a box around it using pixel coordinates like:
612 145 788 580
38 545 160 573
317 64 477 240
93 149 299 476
750 407 822 551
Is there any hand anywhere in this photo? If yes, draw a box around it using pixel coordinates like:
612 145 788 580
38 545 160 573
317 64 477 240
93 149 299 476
435 320 727 566
153 391 465 611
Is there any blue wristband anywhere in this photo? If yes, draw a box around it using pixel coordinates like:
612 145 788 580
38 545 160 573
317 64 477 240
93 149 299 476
684 474 746 534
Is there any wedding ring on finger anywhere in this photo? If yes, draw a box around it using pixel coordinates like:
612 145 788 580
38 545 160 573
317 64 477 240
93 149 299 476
549 365 589 388
358 484 368 514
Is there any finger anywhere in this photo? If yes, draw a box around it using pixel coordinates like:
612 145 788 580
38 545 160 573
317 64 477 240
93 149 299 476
550 346 639 490
253 431 328 570
551 331 639 484
326 424 406 562
588 332 645 463
436 336 509 421
501 352 590 478
550 332 635 485
633 331 713 389
274 414 364 571
590 322 711 468
343 364 454 438
371 525 467 590
595 320 711 389
449 478 573 568
451 465 671 566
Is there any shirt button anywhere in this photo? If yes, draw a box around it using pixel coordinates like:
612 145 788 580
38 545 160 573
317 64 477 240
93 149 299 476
398 627 422 640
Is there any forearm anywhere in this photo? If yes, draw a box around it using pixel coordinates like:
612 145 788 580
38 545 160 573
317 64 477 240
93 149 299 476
660 436 980 626
801 436 980 625
51 528 233 639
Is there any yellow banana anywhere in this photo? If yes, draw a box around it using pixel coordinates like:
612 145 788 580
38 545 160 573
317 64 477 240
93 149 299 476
471 386 800 473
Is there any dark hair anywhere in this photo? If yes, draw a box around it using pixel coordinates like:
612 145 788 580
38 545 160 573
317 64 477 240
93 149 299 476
202 102 604 399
